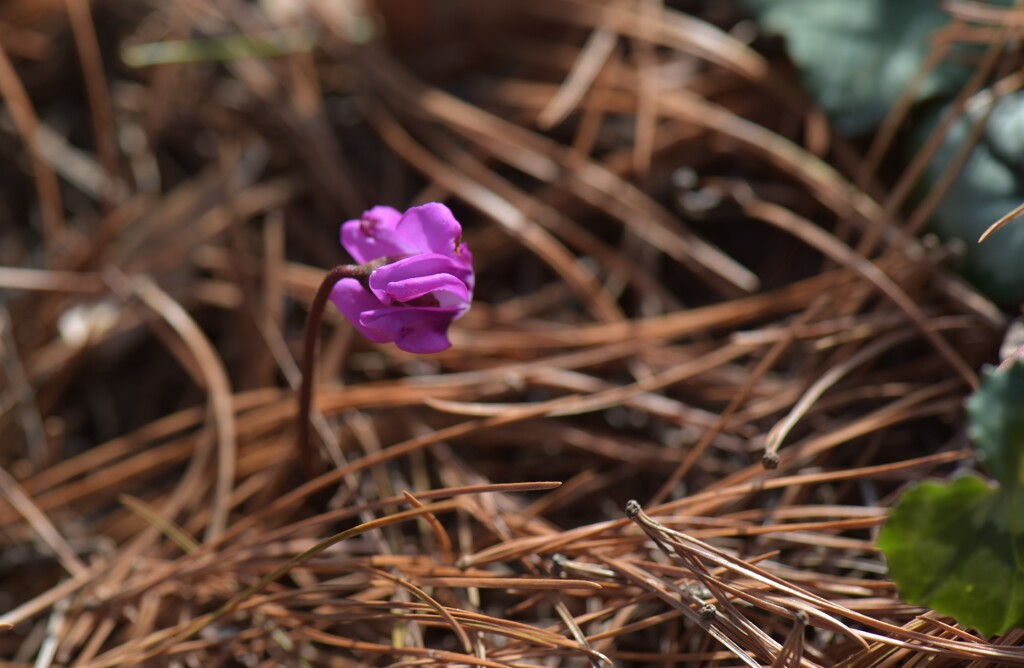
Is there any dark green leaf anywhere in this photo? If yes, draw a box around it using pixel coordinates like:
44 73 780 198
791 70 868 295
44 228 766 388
921 92 1024 302
879 363 1024 636
877 475 1024 636
742 0 972 134
967 363 1024 488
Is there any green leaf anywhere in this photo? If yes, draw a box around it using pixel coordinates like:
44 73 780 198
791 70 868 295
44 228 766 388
920 92 1024 303
742 0 974 134
968 363 1024 487
878 363 1024 636
878 475 1024 636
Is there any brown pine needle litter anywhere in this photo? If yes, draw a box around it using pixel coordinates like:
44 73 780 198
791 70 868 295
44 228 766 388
0 0 1020 666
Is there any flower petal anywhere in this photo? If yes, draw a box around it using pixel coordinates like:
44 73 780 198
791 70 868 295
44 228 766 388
452 243 474 290
381 273 470 307
368 254 473 305
329 278 392 343
331 202 474 354
393 203 464 256
341 206 407 263
359 307 459 353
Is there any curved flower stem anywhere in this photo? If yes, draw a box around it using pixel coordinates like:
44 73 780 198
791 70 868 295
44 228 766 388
296 264 364 480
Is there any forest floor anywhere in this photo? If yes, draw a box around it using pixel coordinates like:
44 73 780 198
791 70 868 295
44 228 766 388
0 1 1020 666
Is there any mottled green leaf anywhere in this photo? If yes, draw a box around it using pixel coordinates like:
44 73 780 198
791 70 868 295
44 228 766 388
968 363 1024 487
742 0 972 134
920 92 1024 302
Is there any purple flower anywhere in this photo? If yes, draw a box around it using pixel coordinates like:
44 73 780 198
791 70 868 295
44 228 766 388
329 203 474 353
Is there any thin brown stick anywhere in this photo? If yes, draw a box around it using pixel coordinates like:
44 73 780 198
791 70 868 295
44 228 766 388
65 0 119 204
107 271 237 542
0 41 64 248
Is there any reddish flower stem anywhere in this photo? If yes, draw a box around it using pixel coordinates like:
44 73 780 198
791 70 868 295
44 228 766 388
296 264 366 480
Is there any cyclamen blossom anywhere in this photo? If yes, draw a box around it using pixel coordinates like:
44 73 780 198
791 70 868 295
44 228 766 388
330 203 474 354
